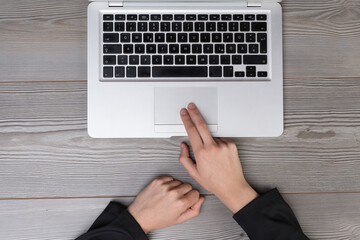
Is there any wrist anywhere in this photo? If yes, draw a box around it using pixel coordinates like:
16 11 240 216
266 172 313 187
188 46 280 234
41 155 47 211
217 183 259 214
127 205 151 234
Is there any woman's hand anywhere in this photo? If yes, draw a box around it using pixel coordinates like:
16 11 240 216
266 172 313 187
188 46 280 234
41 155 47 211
127 176 204 233
179 103 259 213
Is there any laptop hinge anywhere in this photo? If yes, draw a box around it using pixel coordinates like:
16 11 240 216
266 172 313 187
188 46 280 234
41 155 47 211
109 1 123 7
247 0 262 7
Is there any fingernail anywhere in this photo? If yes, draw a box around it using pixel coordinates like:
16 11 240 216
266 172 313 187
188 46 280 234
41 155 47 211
181 143 186 149
188 103 196 110
180 108 187 116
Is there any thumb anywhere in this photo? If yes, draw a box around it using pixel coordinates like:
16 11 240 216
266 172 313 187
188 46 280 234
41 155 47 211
178 196 205 223
179 143 199 180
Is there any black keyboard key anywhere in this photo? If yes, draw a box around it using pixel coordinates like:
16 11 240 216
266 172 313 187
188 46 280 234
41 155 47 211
103 55 116 65
181 44 191 53
138 67 151 77
201 33 211 42
144 33 154 42
161 22 171 31
115 22 125 31
115 14 125 21
187 55 196 64
183 22 193 32
209 55 219 64
138 22 148 32
257 14 267 20
215 44 225 54
249 44 259 53
163 55 173 65
224 66 234 77
126 66 136 78
235 71 245 77
244 55 267 64
123 44 133 53
175 14 185 20
258 71 268 77
103 44 121 54
226 44 236 53
175 55 185 65
163 14 173 20
206 22 216 31
103 15 113 21
232 55 242 65
151 14 161 20
172 22 182 31
103 67 113 78
209 66 222 77
189 33 199 42
198 14 208 20
246 71 256 77
166 33 176 42
118 55 128 65
149 22 159 31
104 33 119 42
235 33 244 42
240 22 250 31
132 33 142 42
210 14 220 20
127 15 137 21
258 33 267 53
192 44 202 53
135 44 145 53
141 55 151 65
155 33 165 42
246 33 256 42
204 44 213 53
195 22 205 31
115 67 125 78
146 44 156 53
221 55 230 65
212 33 222 42
245 14 255 21
238 44 247 53
223 33 233 42
221 14 232 20
247 66 256 71
186 14 196 20
252 22 267 31
139 14 149 21
217 22 227 31
229 22 239 32
158 44 168 53
129 55 139 65
169 44 179 53
198 55 208 65
120 33 130 42
152 55 162 65
153 66 207 77
233 14 243 20
103 22 113 32
178 33 188 42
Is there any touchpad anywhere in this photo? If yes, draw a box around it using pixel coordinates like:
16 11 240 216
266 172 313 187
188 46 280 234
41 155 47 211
154 87 218 132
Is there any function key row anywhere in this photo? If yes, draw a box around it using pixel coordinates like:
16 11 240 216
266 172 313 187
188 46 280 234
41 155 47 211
103 14 267 21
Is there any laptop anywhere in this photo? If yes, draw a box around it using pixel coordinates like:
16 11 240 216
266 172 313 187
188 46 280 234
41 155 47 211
87 0 283 138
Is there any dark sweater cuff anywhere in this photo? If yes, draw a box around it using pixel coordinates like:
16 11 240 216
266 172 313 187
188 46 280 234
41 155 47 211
114 209 148 240
233 188 281 224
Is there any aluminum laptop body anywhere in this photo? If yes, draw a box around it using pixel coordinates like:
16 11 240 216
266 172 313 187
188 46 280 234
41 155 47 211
88 0 283 138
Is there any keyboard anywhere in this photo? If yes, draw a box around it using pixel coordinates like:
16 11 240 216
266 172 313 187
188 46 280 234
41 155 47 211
101 12 269 81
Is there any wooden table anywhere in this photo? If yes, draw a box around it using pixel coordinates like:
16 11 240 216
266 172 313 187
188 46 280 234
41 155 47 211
1 0 360 239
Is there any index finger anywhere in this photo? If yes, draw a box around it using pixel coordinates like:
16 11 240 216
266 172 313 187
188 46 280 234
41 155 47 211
180 108 203 150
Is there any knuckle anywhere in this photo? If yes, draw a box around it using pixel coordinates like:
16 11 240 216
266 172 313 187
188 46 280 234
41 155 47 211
178 198 189 207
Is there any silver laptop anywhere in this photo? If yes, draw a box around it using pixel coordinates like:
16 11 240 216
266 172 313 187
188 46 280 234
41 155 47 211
87 0 283 138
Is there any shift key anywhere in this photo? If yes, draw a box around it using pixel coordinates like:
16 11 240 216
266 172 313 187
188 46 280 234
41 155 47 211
243 55 267 65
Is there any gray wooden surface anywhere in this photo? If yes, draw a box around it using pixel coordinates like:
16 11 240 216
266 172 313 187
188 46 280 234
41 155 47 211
0 0 360 239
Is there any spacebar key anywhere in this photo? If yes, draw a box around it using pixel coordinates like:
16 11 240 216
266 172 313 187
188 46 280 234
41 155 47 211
152 66 208 77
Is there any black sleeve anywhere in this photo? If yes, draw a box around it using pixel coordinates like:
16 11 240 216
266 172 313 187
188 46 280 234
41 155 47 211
233 188 309 240
75 202 148 240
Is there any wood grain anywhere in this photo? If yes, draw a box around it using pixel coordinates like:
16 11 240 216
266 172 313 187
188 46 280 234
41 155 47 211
1 0 360 81
1 193 360 240
0 80 359 198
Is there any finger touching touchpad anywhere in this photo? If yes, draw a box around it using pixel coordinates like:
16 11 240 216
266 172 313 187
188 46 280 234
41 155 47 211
154 87 218 133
